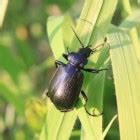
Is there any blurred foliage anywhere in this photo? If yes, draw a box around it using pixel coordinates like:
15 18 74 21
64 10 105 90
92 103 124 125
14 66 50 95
0 0 139 140
0 0 74 139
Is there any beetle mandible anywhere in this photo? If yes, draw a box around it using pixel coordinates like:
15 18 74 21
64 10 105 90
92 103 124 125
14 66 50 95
45 26 107 116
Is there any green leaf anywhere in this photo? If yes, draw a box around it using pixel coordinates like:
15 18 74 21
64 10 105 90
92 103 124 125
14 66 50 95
70 0 103 50
108 29 140 140
0 83 24 115
15 40 36 69
0 44 24 83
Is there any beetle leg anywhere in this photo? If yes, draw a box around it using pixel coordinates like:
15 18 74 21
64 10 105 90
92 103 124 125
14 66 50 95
81 90 88 102
81 68 107 73
86 37 107 52
62 53 68 61
43 89 49 97
81 90 103 117
55 60 65 68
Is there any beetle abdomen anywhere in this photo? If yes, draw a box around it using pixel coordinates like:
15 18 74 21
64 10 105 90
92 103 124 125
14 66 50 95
48 64 83 111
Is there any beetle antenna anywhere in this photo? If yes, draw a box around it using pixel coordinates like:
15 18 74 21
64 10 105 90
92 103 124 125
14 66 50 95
91 37 107 53
70 24 85 48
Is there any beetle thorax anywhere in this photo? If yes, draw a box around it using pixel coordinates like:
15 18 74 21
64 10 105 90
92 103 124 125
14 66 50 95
68 48 92 67
67 53 86 67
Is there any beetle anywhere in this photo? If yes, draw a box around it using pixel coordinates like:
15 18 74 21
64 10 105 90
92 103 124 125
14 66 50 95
45 26 107 116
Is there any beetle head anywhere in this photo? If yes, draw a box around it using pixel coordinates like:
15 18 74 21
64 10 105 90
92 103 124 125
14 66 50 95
78 47 93 58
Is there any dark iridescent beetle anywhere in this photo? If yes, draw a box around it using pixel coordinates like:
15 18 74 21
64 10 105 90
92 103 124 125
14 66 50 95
45 26 107 116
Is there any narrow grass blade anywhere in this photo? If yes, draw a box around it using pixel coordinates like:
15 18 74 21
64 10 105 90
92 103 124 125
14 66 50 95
119 9 140 31
71 0 103 50
46 106 77 140
0 0 8 27
108 30 140 140
121 0 140 65
103 115 117 138
39 125 47 140
47 16 65 61
89 0 118 46
119 9 140 62
79 71 107 140
76 100 96 140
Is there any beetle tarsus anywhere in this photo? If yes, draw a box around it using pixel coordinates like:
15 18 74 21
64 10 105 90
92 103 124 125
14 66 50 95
81 90 103 117
81 90 88 102
84 107 103 117
43 89 49 97
97 68 108 72
81 68 107 73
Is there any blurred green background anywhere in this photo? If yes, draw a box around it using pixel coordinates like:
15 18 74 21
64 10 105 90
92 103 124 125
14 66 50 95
0 0 139 140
